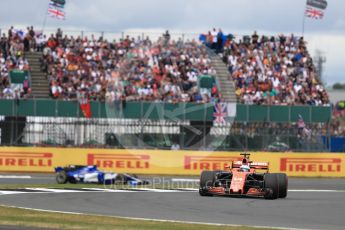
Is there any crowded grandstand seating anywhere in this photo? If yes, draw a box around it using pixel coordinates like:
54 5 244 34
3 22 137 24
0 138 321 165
1 27 332 106
202 30 330 106
0 27 343 151
39 31 218 103
0 27 32 99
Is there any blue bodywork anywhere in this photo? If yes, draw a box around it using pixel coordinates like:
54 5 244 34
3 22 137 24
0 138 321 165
54 165 149 185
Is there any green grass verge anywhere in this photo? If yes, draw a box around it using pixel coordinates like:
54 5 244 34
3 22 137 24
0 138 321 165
0 205 275 230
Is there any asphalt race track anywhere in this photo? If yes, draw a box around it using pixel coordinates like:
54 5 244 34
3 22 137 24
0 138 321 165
0 176 345 230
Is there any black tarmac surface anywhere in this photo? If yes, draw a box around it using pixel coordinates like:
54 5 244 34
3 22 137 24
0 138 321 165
0 175 345 230
0 174 344 189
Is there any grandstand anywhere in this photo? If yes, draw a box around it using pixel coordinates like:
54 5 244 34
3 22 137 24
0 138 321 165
0 27 343 152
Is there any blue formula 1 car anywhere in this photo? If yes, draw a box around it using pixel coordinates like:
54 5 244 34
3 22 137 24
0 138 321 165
54 165 149 185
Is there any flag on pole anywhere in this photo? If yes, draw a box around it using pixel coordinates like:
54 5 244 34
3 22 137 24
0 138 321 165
47 0 66 20
48 7 65 20
213 103 236 124
50 0 65 8
79 98 92 118
305 0 328 19
213 103 227 123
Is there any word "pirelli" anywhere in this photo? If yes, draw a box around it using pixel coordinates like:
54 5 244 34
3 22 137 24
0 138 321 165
88 154 150 169
0 152 53 167
280 158 341 172
184 156 241 170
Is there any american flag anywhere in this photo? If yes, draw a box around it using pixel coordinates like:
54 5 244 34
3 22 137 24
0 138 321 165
305 6 324 19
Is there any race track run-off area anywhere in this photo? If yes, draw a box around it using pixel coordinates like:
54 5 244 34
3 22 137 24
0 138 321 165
0 178 345 230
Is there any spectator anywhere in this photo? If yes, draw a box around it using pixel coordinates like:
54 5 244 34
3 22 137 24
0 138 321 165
23 34 30 52
216 29 224 53
40 29 217 103
0 27 31 99
171 143 180 150
211 28 217 49
221 31 329 106
163 30 171 47
56 28 63 40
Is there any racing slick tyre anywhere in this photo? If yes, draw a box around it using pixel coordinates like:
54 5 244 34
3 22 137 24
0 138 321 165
277 173 288 198
56 171 68 184
199 171 217 196
116 174 128 184
264 173 279 199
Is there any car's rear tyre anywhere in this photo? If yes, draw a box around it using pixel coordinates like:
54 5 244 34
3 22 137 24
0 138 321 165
277 173 288 198
199 171 217 196
264 173 279 199
116 174 128 184
56 171 68 184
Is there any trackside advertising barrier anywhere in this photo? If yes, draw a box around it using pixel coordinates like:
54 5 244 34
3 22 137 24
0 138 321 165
0 147 344 177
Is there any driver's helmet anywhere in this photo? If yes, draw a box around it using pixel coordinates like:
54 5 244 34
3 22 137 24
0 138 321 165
240 165 250 172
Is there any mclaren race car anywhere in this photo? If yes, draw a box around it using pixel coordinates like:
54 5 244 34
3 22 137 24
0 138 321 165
55 165 149 185
199 153 288 199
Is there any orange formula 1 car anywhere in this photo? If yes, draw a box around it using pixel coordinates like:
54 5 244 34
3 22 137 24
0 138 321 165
199 153 288 199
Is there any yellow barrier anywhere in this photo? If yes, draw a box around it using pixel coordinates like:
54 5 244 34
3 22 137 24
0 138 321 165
0 147 344 177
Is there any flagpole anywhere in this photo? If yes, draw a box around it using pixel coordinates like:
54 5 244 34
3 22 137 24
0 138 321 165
302 13 306 38
41 1 50 35
302 0 307 38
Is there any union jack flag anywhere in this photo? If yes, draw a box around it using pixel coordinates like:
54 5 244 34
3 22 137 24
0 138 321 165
213 103 227 124
48 8 65 19
47 0 66 20
305 6 324 19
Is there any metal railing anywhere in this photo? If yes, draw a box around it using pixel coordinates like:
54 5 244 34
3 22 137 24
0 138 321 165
0 115 332 152
0 99 332 123
0 27 280 43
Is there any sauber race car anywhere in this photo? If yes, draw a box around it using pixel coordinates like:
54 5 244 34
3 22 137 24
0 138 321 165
199 153 288 199
55 165 149 185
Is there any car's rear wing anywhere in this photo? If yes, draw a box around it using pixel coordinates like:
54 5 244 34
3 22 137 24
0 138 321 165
232 161 269 171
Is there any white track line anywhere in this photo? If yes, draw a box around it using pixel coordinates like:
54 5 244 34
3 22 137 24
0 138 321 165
0 204 310 230
0 191 27 195
26 188 85 193
83 188 136 192
289 189 345 192
130 188 187 192
172 178 199 182
0 175 32 179
175 188 199 191
0 188 344 195
127 188 169 192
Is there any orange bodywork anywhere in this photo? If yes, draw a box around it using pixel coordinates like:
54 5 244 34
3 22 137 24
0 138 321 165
229 171 248 194
200 154 276 198
208 166 268 197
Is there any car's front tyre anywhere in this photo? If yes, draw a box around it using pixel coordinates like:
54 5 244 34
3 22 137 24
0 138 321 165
264 173 279 199
277 173 288 198
56 171 68 184
199 171 218 196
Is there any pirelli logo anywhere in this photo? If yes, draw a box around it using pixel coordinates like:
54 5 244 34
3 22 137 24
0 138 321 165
280 158 341 173
88 154 150 169
184 156 241 171
0 152 53 167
